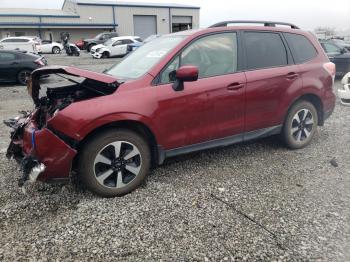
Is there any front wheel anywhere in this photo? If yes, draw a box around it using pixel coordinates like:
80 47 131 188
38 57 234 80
87 44 95 52
282 101 318 149
78 129 151 197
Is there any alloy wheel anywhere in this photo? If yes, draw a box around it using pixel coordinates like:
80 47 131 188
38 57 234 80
52 47 60 54
290 109 314 142
93 141 142 189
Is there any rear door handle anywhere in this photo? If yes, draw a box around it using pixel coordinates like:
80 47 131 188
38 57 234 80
286 72 298 80
227 82 244 91
11 62 19 65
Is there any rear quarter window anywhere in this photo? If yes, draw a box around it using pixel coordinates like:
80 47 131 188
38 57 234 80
284 33 318 63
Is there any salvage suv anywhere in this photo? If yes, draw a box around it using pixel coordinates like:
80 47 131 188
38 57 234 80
5 21 336 197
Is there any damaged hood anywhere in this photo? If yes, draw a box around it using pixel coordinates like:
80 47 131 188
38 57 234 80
91 44 105 51
29 66 120 105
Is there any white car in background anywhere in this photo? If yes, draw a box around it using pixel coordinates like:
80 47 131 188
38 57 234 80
39 40 64 54
339 72 350 105
90 36 142 59
0 36 41 54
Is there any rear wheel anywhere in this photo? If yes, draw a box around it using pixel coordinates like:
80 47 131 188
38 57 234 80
78 129 151 197
282 101 318 149
52 46 61 54
17 69 31 85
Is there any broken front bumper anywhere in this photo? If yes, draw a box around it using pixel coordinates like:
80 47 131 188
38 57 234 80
91 51 103 59
5 111 77 186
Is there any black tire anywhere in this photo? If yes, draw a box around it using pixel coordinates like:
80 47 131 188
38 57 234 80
74 51 80 56
52 46 61 54
102 51 110 58
282 100 318 149
17 69 32 85
78 129 151 197
87 44 95 52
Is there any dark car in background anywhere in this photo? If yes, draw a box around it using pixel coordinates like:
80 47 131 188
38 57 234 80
83 32 119 52
327 38 350 51
0 50 47 85
320 40 350 77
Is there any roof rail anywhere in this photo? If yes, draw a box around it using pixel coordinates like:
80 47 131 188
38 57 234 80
209 20 300 29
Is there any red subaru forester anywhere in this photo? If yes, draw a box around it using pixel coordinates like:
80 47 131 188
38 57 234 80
5 21 336 197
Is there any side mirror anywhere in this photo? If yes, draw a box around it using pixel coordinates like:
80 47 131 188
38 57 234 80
341 48 347 54
172 65 199 91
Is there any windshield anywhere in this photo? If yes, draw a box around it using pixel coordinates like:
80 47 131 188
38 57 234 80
106 35 185 79
95 33 104 39
104 38 114 45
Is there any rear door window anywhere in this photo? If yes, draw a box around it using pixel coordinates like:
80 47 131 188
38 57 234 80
284 33 318 63
244 32 288 70
13 39 29 42
122 39 134 44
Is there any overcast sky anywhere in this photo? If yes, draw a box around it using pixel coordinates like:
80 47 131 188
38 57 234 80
1 0 349 31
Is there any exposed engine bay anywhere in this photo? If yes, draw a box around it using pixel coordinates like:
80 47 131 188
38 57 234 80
28 66 121 129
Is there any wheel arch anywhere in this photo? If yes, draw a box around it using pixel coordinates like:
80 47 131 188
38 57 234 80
75 120 160 168
102 50 110 57
52 45 61 53
285 93 324 126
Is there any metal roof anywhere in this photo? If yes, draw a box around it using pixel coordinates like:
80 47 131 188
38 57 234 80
0 8 79 17
76 0 200 9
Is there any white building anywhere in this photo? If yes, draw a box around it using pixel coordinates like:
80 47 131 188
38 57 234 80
0 0 200 41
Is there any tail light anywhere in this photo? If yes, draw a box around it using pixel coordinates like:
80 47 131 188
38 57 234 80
34 58 45 66
323 62 336 77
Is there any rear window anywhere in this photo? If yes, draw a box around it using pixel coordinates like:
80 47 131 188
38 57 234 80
2 38 29 43
244 32 288 70
284 33 318 63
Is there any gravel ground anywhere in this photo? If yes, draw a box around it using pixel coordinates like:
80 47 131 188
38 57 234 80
0 53 349 261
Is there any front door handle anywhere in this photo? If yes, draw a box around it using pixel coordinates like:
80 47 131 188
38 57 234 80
286 72 298 80
227 82 244 91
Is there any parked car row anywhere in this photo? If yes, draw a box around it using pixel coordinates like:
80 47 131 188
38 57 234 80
0 36 64 54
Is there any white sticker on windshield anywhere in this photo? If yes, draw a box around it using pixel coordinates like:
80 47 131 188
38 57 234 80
146 50 168 58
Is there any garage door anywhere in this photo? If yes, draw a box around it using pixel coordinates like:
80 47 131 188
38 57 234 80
133 15 157 39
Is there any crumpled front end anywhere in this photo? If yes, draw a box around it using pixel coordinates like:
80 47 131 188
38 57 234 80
5 110 77 186
5 66 120 187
